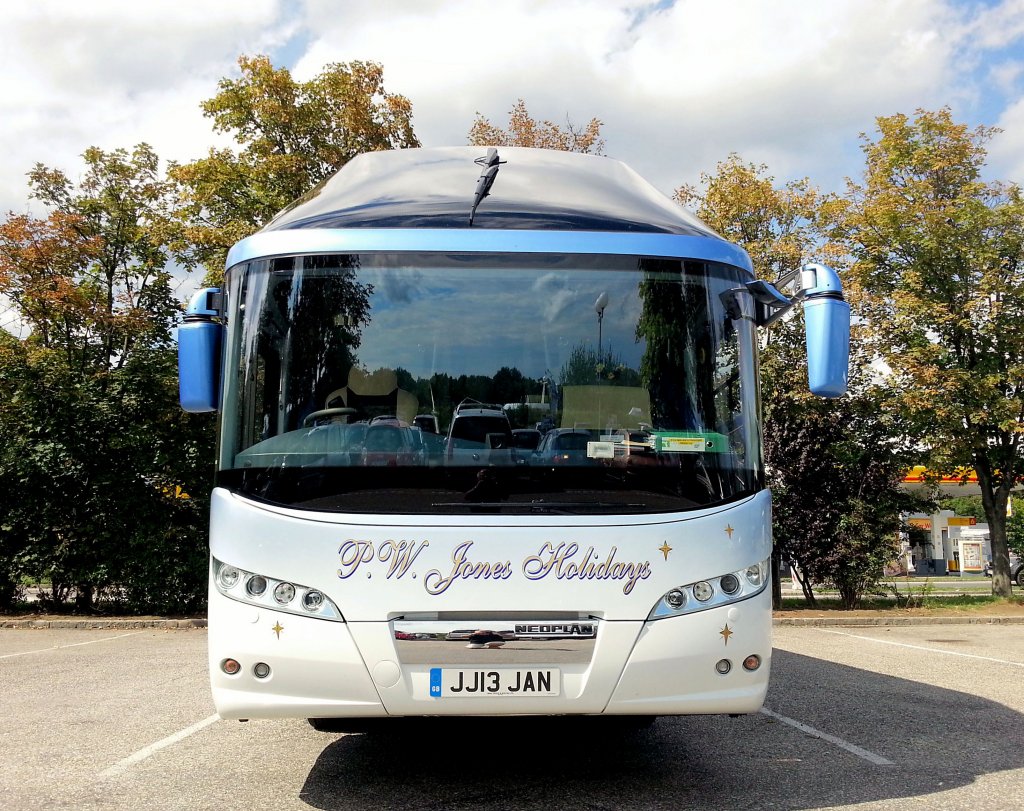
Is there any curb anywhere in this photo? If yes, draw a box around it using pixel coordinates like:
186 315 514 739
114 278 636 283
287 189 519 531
772 616 1024 627
1 618 208 630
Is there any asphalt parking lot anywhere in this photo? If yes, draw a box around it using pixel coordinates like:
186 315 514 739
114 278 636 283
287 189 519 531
2 623 1022 811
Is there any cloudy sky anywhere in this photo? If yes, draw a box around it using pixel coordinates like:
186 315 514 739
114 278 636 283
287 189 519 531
1 0 1022 221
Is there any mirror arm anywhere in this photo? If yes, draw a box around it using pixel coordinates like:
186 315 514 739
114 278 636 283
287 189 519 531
746 263 847 327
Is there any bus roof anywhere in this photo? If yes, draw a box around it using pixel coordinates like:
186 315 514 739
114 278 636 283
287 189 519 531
261 146 720 237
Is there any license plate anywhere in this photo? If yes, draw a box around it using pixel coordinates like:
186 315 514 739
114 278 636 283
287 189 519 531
429 667 560 697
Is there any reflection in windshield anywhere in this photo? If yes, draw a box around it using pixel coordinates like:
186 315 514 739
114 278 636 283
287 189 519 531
216 253 762 514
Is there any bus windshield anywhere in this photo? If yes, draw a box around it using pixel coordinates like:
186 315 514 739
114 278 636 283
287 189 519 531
217 252 762 514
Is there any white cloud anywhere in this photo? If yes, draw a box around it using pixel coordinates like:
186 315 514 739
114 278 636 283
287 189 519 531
963 0 1024 49
0 0 290 213
990 96 1024 183
0 0 1021 219
289 0 993 194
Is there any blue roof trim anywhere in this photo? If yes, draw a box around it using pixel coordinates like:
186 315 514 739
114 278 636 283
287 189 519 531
225 228 755 275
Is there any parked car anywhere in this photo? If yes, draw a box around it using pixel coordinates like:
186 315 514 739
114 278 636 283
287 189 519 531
511 428 542 465
446 400 514 466
985 559 1024 586
533 428 599 467
361 424 420 466
512 428 542 451
413 413 439 434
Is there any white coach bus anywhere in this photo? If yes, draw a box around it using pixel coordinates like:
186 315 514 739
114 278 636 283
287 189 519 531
178 146 849 728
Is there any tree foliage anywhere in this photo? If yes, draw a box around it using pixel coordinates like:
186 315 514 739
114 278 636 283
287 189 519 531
675 153 825 279
558 343 640 388
762 324 926 607
683 155 925 607
170 55 420 281
833 107 1024 596
937 495 987 522
0 145 212 612
468 99 604 154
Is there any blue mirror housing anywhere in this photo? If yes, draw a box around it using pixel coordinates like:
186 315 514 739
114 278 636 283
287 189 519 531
801 263 850 397
178 287 224 413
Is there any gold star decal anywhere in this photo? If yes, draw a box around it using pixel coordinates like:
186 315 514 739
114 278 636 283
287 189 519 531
724 524 735 538
272 622 284 639
720 624 733 645
658 541 673 560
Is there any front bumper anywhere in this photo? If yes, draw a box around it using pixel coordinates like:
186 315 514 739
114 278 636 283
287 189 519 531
208 586 771 720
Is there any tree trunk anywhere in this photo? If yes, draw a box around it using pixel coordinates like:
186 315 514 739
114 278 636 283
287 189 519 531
976 464 1014 598
771 549 782 609
75 582 95 612
791 565 817 608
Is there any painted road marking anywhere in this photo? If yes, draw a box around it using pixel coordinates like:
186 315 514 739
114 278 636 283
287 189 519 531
0 631 145 659
98 714 220 779
760 707 895 766
820 629 1024 668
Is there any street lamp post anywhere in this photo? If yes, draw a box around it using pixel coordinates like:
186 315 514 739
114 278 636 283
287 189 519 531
595 292 609 357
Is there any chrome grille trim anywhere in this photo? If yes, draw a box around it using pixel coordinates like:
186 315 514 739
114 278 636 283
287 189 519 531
392 617 600 666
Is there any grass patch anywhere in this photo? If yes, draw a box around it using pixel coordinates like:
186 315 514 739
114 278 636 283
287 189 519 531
777 594 1024 613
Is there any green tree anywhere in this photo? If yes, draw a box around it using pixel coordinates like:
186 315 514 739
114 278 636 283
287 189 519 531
0 145 212 612
834 108 1024 597
468 99 604 154
170 55 420 281
558 344 639 387
682 154 923 607
675 153 826 278
937 495 987 523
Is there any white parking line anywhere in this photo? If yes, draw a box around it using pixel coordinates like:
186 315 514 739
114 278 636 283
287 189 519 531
819 629 1024 668
0 631 145 659
760 707 895 766
98 714 220 779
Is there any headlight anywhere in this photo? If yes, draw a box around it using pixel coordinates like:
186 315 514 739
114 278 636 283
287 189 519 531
648 558 770 620
274 582 296 605
216 565 241 590
692 581 714 602
211 557 344 622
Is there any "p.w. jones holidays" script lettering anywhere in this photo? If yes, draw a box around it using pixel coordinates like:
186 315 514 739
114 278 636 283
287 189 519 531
336 539 651 595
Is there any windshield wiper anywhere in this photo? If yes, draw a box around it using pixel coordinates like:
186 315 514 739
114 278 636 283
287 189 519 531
469 148 506 225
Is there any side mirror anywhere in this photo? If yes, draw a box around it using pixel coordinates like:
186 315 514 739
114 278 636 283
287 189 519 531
178 287 224 413
801 263 850 397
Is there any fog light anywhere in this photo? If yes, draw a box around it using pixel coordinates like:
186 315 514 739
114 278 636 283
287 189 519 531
274 582 296 604
253 662 271 679
665 589 686 610
715 658 732 675
719 574 740 594
222 658 241 675
742 654 762 671
692 581 714 602
302 590 325 612
246 575 268 597
217 565 241 590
